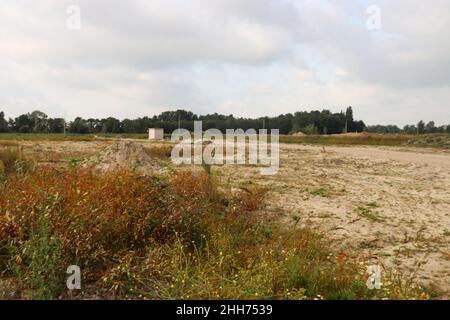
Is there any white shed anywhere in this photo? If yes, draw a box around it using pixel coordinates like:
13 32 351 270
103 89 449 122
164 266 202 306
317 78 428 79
148 128 164 140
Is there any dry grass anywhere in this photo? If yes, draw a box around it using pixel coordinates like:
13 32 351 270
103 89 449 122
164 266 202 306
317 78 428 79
0 147 34 177
281 133 411 147
0 133 150 142
0 141 19 147
144 145 173 159
0 133 97 142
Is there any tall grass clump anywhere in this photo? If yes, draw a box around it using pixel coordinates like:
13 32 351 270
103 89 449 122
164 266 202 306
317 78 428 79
0 147 33 179
8 214 65 299
144 145 173 159
0 166 426 300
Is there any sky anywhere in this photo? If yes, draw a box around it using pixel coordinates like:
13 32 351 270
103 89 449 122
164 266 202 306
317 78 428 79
0 0 449 126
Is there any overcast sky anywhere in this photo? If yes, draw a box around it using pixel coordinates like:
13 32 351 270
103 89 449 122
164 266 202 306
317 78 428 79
0 0 449 125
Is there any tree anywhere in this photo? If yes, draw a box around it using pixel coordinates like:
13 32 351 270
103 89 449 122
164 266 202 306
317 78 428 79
302 124 318 135
354 120 366 133
102 117 122 133
366 125 399 134
345 106 354 132
403 124 417 135
0 107 371 136
121 119 135 133
417 121 425 134
86 119 102 133
30 110 49 133
69 117 89 134
48 118 65 133
425 121 436 134
0 111 9 132
291 122 301 134
14 114 33 133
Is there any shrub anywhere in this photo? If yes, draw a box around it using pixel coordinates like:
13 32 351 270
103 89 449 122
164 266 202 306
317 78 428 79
8 214 65 299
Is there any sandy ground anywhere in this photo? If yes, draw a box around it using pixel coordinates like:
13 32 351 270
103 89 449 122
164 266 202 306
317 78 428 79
11 140 450 297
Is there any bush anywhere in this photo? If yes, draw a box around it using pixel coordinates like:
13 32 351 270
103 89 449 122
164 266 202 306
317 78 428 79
8 214 65 299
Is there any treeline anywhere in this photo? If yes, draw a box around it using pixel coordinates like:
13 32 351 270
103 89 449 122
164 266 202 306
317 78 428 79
0 107 365 135
367 121 450 135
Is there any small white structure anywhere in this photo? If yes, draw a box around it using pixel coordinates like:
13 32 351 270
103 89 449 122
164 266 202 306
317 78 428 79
148 128 164 140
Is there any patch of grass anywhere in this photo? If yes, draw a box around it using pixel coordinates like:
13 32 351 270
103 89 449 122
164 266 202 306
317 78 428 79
367 201 380 208
306 187 329 197
356 205 385 223
281 133 411 147
407 134 450 149
443 229 450 237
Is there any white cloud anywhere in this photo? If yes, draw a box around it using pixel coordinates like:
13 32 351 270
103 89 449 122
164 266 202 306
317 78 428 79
0 0 449 125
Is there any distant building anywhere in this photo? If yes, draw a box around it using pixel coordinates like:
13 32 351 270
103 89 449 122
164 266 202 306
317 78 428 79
148 128 164 140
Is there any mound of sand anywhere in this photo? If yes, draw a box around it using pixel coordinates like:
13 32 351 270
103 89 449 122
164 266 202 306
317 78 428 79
83 141 165 174
291 132 306 136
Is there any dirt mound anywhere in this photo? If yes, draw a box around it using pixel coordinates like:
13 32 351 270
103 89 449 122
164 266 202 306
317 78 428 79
83 141 165 174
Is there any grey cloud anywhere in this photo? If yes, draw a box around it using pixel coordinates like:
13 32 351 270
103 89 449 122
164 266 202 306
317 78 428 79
0 0 449 125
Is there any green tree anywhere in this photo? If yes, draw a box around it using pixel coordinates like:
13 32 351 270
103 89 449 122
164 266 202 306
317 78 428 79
48 118 65 133
0 111 9 132
354 120 366 132
291 122 301 134
417 121 425 135
403 124 417 135
345 106 354 132
101 117 122 133
30 110 49 133
14 114 33 133
302 124 318 135
425 121 436 134
69 117 89 134
122 119 138 133
86 119 102 133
